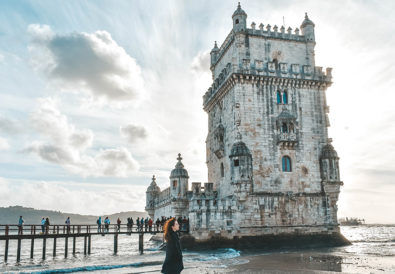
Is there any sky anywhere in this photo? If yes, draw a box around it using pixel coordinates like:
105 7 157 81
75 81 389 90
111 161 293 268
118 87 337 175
0 0 394 223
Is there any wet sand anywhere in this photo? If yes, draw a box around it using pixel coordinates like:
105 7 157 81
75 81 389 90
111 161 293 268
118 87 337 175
181 251 395 274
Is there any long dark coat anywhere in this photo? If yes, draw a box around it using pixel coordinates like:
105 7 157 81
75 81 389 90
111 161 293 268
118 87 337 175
161 230 184 274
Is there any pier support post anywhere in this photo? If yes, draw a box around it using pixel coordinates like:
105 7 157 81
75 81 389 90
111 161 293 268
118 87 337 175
4 239 9 262
139 233 144 254
88 235 91 255
42 238 46 260
53 237 57 257
84 236 87 255
30 238 34 259
72 236 76 255
17 238 21 262
65 237 68 258
114 233 118 254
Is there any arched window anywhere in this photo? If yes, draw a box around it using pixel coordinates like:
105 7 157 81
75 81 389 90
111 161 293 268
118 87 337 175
172 180 177 189
281 122 288 133
282 156 292 172
282 91 288 104
220 163 224 177
235 19 239 24
277 91 282 104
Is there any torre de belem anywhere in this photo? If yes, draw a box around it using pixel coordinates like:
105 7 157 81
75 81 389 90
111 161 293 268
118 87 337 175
146 4 349 248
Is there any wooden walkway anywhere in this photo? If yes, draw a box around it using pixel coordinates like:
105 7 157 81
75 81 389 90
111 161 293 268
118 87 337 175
0 224 187 263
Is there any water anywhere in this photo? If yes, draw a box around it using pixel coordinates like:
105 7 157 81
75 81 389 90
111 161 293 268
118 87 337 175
0 225 394 273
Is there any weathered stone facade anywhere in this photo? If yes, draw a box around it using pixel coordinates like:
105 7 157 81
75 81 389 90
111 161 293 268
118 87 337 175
146 4 347 248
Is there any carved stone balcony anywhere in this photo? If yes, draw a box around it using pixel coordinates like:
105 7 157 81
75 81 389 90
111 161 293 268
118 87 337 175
277 132 298 148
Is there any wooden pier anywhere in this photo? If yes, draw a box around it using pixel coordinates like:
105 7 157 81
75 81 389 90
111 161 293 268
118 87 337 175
0 224 183 263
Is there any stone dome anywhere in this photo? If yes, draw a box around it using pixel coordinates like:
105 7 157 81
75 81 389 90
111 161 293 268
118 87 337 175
321 143 339 159
232 2 247 18
147 175 160 193
170 153 189 178
229 141 251 157
301 12 315 28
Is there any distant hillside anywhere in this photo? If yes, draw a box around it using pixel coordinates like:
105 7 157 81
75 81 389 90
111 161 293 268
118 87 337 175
0 206 148 225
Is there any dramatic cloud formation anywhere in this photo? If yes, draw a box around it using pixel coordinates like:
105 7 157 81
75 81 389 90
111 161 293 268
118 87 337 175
120 124 148 144
28 24 144 104
0 137 9 150
26 98 139 177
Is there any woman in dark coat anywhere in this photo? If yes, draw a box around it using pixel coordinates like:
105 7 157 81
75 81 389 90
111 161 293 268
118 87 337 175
161 218 183 274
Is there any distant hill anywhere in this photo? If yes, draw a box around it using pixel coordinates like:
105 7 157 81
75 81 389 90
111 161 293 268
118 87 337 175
0 206 148 225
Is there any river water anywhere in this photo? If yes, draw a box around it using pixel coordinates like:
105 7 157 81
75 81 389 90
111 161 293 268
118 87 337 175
0 225 394 273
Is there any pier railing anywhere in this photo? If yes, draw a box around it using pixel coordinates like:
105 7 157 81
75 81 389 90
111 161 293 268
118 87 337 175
0 224 189 263
0 223 169 236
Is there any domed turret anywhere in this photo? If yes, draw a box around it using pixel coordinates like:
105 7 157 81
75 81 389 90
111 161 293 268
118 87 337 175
210 41 220 66
169 153 189 199
232 2 247 33
146 175 160 218
170 153 189 179
321 143 339 159
301 12 315 42
230 140 251 157
229 132 253 200
320 140 341 182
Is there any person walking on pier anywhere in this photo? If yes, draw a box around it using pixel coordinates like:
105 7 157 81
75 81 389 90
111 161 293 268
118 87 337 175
41 217 45 234
97 216 102 233
65 217 71 233
18 216 24 235
161 218 183 274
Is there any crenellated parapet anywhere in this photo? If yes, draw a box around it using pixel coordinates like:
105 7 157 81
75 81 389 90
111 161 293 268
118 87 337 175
203 62 332 111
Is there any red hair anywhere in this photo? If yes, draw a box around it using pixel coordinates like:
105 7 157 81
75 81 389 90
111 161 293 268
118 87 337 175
163 218 176 242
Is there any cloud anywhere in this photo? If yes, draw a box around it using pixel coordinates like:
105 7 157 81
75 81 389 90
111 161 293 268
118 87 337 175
28 24 144 104
26 98 139 177
120 124 148 143
0 136 9 150
0 115 22 135
190 50 210 75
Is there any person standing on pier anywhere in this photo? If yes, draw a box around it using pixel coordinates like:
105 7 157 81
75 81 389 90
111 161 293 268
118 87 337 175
161 218 183 274
45 217 50 234
18 216 24 235
41 217 45 234
65 217 71 233
97 217 102 233
117 217 121 232
104 217 110 233
136 217 140 231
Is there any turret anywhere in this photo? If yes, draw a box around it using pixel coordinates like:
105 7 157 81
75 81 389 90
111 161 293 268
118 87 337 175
210 41 220 68
300 12 315 42
229 133 253 200
145 175 160 218
169 153 189 199
320 140 340 183
300 12 316 66
232 2 247 33
320 139 343 224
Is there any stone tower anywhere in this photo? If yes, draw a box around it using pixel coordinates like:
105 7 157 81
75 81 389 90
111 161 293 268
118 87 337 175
203 3 344 237
147 3 348 249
